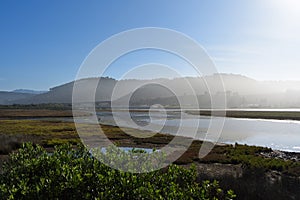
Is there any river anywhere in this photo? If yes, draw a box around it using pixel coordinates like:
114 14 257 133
96 109 300 152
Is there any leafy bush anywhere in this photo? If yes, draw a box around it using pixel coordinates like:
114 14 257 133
0 143 235 200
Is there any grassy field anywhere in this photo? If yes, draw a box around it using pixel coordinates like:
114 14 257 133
0 119 78 153
0 109 74 118
187 110 300 120
0 118 299 176
0 110 299 199
0 107 299 198
0 118 175 153
0 103 72 110
0 107 299 176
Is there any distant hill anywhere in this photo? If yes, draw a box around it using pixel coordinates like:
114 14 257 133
12 77 117 104
0 92 36 105
13 89 47 94
3 74 300 108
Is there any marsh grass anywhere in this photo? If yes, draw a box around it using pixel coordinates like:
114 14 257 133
0 120 77 135
187 110 300 120
0 109 74 118
0 120 79 152
0 119 299 176
0 119 173 153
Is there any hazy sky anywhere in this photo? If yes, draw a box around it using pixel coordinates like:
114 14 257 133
0 0 299 90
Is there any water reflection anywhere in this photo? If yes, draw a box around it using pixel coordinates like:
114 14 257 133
97 110 300 152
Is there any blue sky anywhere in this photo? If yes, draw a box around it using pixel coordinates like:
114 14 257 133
0 0 299 90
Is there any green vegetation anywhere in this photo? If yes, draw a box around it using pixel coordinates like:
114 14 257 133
0 109 74 119
0 104 91 119
0 103 72 110
0 120 79 154
187 110 300 121
0 120 76 135
0 119 299 176
226 144 300 175
0 119 175 154
181 142 300 176
0 143 235 200
43 138 80 146
0 116 299 199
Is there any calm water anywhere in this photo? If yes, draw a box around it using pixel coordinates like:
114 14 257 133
97 110 300 152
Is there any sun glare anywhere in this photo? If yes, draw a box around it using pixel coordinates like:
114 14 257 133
266 0 300 37
273 0 300 16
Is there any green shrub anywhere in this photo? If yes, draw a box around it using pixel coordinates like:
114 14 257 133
0 143 236 200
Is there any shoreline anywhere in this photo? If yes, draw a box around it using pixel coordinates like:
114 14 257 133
2 107 300 121
0 115 300 199
1 109 300 154
0 117 299 164
186 110 300 121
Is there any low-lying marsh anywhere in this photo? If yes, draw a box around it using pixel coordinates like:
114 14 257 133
0 118 299 176
187 110 300 121
0 114 299 199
